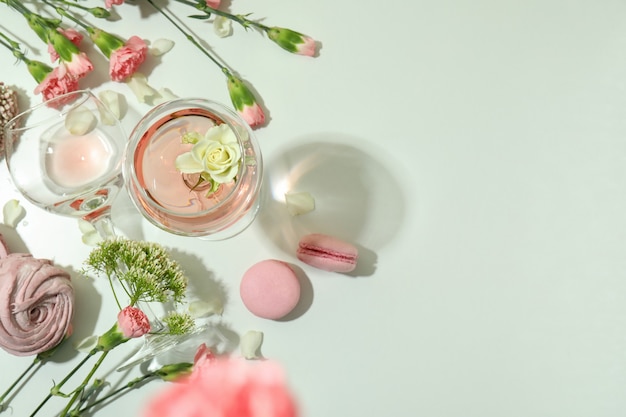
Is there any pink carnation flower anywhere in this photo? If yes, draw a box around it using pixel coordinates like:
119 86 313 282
64 52 94 80
105 0 124 8
33 65 80 102
109 36 148 81
205 0 220 7
143 357 298 417
117 306 150 338
48 28 84 62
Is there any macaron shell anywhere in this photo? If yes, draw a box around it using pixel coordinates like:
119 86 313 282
240 260 301 320
297 233 358 273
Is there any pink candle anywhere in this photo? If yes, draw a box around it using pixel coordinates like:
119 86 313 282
46 131 112 188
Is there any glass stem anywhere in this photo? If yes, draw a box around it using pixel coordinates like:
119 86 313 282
83 208 115 240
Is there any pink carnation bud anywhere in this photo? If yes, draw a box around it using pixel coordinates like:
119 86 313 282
205 0 220 7
48 28 84 62
267 27 317 57
117 306 151 338
240 103 266 127
226 74 266 128
193 343 216 367
294 35 316 57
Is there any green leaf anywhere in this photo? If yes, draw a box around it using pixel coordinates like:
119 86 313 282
188 14 211 20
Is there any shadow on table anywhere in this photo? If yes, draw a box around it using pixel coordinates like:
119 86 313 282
167 248 228 317
255 133 407 277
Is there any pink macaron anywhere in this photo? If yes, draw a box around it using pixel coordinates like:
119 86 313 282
296 233 358 273
240 260 301 320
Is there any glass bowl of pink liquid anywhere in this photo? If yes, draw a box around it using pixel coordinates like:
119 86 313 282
123 98 263 240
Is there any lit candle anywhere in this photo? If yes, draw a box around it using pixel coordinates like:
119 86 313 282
46 130 112 189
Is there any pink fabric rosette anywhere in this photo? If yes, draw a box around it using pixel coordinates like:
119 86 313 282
0 236 74 356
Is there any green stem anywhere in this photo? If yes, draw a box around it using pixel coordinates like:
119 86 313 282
108 274 123 311
40 0 91 30
0 358 41 408
77 373 156 414
174 0 270 31
51 0 93 14
146 0 227 71
0 29 21 51
3 0 31 17
0 37 16 54
29 351 95 417
58 351 109 417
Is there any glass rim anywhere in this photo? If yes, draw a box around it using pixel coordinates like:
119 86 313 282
4 89 97 134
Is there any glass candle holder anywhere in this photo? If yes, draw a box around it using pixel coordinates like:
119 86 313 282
123 98 263 240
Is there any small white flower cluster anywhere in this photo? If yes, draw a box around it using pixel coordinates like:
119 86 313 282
84 238 188 305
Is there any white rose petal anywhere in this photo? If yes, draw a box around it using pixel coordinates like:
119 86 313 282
74 335 98 353
152 88 179 106
188 299 223 318
97 90 123 123
65 106 96 135
126 73 158 104
78 219 103 246
149 38 175 56
214 16 232 38
285 192 315 216
240 330 263 360
2 199 25 227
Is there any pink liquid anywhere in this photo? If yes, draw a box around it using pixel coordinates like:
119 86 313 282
130 109 261 235
45 130 112 188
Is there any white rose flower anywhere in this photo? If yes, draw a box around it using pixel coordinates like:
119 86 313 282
175 124 241 184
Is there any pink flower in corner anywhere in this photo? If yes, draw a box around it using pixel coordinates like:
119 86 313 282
143 357 298 417
109 36 148 81
105 0 124 8
48 28 83 62
205 0 220 8
117 306 150 338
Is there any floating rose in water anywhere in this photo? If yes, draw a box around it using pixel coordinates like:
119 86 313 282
0 234 74 356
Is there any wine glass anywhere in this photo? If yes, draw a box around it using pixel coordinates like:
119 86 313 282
3 90 124 238
124 98 263 240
